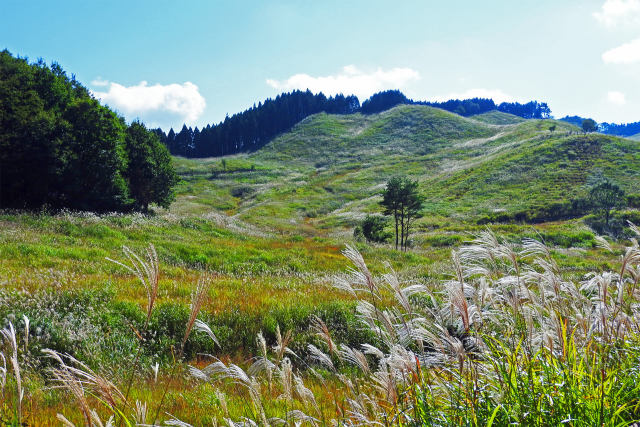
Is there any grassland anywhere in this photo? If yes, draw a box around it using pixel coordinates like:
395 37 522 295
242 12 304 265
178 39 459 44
174 105 640 232
2 105 640 424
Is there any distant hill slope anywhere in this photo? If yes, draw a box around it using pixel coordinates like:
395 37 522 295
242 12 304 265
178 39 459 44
160 90 552 158
256 105 497 164
559 115 588 128
629 133 640 141
471 110 526 125
172 105 640 233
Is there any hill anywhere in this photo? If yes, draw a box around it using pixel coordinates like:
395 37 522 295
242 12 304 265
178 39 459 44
159 90 552 158
171 104 640 234
560 115 589 128
629 133 640 141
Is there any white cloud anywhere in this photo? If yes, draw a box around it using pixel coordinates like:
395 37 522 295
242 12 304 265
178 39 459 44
92 80 206 129
607 90 626 105
602 37 640 63
428 88 517 104
593 0 640 27
266 65 420 100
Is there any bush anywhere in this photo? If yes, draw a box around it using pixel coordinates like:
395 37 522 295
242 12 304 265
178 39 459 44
230 186 254 198
538 230 595 248
355 215 391 243
423 234 463 247
478 198 591 225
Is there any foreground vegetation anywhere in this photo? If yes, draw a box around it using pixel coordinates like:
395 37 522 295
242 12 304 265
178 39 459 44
1 226 640 425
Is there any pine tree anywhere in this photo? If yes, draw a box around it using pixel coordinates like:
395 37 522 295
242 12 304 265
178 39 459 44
381 177 424 251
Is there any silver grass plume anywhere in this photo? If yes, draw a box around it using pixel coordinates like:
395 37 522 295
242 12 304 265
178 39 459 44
1 322 22 420
107 244 159 322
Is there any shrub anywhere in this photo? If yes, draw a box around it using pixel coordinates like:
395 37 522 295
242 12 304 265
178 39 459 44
230 186 254 198
357 214 391 243
423 233 463 247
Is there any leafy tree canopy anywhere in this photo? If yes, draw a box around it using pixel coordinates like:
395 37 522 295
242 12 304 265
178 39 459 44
360 90 409 114
380 176 424 251
582 118 598 133
589 179 625 226
0 50 178 212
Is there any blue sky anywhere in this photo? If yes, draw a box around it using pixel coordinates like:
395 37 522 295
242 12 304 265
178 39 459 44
2 0 639 129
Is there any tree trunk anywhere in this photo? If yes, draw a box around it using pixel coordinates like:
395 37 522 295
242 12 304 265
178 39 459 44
394 208 399 250
400 207 406 251
403 220 409 252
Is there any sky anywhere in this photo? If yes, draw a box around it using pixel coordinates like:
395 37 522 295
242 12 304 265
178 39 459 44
2 0 640 130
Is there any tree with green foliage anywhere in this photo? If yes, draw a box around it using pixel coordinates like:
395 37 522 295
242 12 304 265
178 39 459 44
125 121 179 211
589 179 625 226
381 177 424 251
398 179 424 251
582 119 598 133
381 177 403 250
60 98 132 211
0 50 178 212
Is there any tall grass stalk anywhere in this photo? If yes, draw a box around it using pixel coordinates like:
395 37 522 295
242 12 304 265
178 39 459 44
152 274 212 424
107 244 160 423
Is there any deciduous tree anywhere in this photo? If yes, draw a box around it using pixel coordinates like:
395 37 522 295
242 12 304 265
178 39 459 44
589 179 625 226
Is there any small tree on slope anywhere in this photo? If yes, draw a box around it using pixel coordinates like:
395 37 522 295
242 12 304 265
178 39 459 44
381 176 424 251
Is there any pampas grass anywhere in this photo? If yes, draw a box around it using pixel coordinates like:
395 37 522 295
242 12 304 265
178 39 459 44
3 227 640 425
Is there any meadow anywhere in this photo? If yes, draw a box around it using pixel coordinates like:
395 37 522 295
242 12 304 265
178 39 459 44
1 106 640 425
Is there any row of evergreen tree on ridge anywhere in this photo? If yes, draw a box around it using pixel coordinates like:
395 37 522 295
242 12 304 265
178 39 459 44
155 89 555 158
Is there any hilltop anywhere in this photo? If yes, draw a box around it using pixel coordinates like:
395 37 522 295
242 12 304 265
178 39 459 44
158 89 551 158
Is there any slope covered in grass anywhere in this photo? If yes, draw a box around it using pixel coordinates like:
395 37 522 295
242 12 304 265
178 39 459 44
171 104 640 233
256 105 497 164
471 110 526 125
629 133 640 141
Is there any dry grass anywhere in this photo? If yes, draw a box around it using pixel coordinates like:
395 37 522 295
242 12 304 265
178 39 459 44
1 228 640 425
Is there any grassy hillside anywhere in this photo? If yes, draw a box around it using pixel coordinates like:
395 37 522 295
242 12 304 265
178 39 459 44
629 133 640 141
471 110 526 124
256 105 497 163
172 104 640 235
